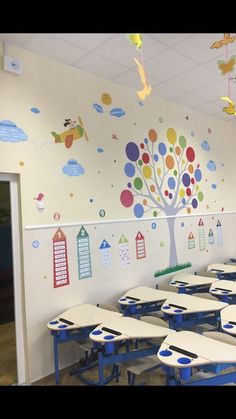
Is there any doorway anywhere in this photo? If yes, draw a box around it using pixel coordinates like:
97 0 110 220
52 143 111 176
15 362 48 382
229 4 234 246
0 174 26 385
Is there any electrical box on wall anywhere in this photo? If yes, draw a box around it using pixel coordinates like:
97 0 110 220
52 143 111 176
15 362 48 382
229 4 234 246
3 55 22 74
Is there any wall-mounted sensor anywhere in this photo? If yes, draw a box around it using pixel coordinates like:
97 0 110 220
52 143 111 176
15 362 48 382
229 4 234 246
3 55 22 74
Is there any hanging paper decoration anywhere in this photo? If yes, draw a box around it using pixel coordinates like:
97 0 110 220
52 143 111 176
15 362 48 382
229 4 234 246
118 235 130 266
221 96 236 116
134 58 152 101
77 226 92 280
99 239 112 267
217 56 236 75
216 220 223 246
135 231 146 259
52 228 70 288
210 33 236 49
198 218 206 251
208 229 214 245
188 232 195 249
126 34 143 50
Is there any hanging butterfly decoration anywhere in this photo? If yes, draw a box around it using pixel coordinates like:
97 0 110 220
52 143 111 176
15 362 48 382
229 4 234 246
210 33 236 49
134 58 152 100
217 56 236 75
221 96 236 116
126 33 143 50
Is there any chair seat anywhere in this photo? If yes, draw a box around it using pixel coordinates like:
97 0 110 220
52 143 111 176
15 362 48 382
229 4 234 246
125 355 160 375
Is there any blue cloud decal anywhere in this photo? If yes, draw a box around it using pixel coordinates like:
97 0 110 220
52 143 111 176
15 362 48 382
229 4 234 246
110 108 125 118
31 108 40 114
0 120 28 142
201 140 210 151
207 160 216 171
62 159 85 176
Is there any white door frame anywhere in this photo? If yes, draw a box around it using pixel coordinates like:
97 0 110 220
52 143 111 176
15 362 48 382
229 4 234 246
0 173 27 384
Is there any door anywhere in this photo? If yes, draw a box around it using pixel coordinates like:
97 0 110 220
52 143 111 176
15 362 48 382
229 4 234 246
0 174 26 384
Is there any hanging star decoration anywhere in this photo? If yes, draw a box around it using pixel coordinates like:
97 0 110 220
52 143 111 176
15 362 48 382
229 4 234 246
217 55 236 75
221 96 236 116
210 33 236 49
134 58 152 101
126 34 143 50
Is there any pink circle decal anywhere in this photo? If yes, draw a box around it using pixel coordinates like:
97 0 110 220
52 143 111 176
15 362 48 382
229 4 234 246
120 190 134 207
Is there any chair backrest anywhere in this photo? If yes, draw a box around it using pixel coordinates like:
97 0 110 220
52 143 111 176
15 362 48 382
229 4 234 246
203 331 236 346
140 315 169 328
192 292 218 301
97 303 120 313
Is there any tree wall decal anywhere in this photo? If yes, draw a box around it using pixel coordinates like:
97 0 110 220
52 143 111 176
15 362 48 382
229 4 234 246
120 128 204 267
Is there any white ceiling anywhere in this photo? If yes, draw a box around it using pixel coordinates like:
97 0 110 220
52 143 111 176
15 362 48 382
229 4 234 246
1 33 236 122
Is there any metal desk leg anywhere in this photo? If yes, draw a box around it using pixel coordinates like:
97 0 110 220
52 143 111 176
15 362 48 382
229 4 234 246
98 350 104 386
53 334 59 385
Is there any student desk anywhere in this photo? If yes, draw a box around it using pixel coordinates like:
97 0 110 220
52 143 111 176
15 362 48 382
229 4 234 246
118 287 177 316
161 293 228 330
47 303 123 384
169 273 217 294
210 280 236 303
221 305 236 335
89 316 175 385
157 330 236 385
207 263 236 280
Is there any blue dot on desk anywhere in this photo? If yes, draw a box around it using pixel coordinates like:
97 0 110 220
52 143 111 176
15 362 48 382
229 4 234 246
91 330 102 335
223 323 234 329
128 300 136 304
104 335 115 340
179 284 185 287
162 305 170 309
58 325 68 329
174 309 183 313
119 298 127 301
221 291 229 294
49 320 59 325
159 349 172 357
177 357 191 365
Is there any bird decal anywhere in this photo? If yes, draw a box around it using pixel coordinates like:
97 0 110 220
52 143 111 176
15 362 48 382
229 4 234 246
221 96 236 116
211 33 236 49
134 58 152 101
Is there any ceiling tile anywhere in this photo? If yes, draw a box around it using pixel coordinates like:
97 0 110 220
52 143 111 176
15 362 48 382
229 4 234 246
148 33 193 46
74 53 128 79
167 66 222 92
194 78 231 101
152 83 185 100
144 49 198 81
113 69 160 89
23 34 87 64
53 33 115 50
173 34 232 63
0 33 33 47
95 34 167 68
171 93 206 108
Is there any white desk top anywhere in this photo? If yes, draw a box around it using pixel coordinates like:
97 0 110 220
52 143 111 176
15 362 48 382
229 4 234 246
169 273 217 289
157 330 236 368
210 280 236 296
89 316 176 343
118 287 176 306
161 293 228 315
207 263 236 274
221 305 236 336
47 304 122 331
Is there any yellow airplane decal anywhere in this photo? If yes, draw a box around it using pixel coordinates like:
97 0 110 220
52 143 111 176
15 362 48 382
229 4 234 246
126 34 143 50
134 58 152 101
218 56 236 75
51 116 89 148
221 96 236 116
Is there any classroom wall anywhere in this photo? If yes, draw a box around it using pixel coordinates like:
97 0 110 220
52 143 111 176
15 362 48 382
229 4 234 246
1 44 236 382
